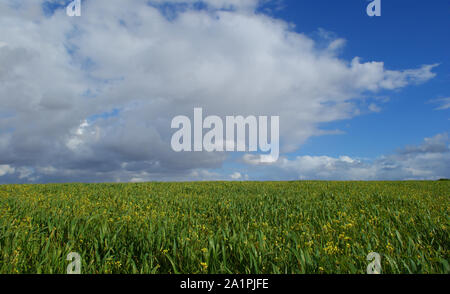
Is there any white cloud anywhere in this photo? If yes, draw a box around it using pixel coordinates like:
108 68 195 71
430 97 450 110
243 133 450 180
0 0 440 182
368 103 381 113
230 172 241 179
0 165 15 177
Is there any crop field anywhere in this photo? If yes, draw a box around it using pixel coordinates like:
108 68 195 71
0 181 448 274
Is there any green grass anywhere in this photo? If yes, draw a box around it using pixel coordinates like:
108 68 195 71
0 181 448 274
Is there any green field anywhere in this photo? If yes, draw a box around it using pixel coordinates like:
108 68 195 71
0 181 448 274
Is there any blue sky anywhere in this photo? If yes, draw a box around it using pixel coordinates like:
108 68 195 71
0 0 449 182
265 0 449 158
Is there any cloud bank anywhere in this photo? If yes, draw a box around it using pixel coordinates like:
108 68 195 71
243 133 450 181
0 0 442 183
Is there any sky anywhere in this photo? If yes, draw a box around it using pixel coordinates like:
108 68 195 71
0 0 449 183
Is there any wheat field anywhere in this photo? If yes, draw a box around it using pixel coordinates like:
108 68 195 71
0 181 448 274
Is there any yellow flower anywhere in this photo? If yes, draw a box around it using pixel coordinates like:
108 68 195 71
386 242 394 253
201 248 208 253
